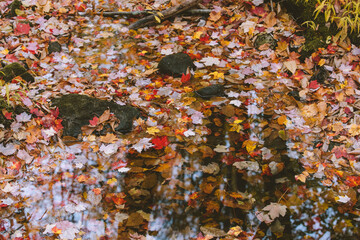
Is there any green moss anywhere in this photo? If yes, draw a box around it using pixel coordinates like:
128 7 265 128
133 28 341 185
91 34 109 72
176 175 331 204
0 62 34 82
6 0 22 18
278 0 360 58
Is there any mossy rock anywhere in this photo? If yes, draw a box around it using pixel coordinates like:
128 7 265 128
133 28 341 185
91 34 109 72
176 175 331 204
0 98 13 128
277 0 360 58
48 41 62 54
6 0 22 18
0 62 34 82
51 94 141 137
158 53 195 77
254 33 277 50
310 66 329 84
0 97 28 128
195 84 225 99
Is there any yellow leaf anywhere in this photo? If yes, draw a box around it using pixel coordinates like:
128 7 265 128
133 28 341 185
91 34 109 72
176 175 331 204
277 41 288 52
181 97 197 105
193 31 203 39
0 49 9 55
154 16 161 23
146 127 160 135
318 58 325 66
107 177 117 185
242 140 257 153
209 71 224 79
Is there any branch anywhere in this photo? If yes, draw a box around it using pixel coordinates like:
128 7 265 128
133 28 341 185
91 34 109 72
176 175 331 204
95 9 211 17
128 0 201 30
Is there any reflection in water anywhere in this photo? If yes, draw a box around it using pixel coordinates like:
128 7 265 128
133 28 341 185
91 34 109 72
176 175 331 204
2 12 360 240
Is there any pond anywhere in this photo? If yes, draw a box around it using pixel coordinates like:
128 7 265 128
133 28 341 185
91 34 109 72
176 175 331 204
1 1 360 239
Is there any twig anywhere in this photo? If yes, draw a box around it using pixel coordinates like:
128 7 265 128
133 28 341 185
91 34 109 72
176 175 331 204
81 9 211 17
128 0 201 30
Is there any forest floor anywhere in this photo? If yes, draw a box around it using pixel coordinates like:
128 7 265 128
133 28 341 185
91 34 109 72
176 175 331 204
1 0 360 239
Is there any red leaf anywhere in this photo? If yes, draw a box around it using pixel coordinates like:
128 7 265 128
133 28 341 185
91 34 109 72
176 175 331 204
332 146 348 159
152 136 169 149
181 73 191 84
15 23 30 35
345 176 360 187
308 80 320 90
2 109 12 120
51 107 59 118
30 108 44 117
89 116 99 126
250 6 266 17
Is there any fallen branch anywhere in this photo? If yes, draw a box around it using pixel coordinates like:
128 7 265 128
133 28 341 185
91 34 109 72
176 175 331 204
128 0 201 30
95 9 210 17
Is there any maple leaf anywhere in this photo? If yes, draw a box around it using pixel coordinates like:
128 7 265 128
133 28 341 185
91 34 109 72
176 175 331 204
345 176 360 187
15 23 30 35
214 144 229 153
202 163 220 175
2 109 12 120
200 57 220 66
183 129 195 137
16 112 31 122
233 161 260 172
332 146 348 159
100 133 118 144
132 138 154 153
257 203 287 224
336 195 351 203
89 116 99 126
152 136 169 149
242 140 257 153
247 105 262 115
181 72 191 83
146 126 160 135
99 143 118 155
308 80 320 90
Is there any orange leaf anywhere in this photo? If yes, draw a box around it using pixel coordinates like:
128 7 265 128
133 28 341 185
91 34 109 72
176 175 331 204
277 115 287 125
52 226 62 234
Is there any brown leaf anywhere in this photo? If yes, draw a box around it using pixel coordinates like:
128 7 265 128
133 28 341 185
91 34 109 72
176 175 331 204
264 12 277 28
199 145 215 158
98 109 111 124
126 212 144 227
100 133 118 144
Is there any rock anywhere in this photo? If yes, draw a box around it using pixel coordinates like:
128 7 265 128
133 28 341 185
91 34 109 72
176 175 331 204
254 33 277 50
264 137 287 150
0 98 29 128
51 94 140 137
0 62 34 82
48 41 62 54
6 0 22 18
158 52 195 77
310 66 329 84
195 84 225 99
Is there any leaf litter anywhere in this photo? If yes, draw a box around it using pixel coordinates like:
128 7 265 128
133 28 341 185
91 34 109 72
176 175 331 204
1 0 360 239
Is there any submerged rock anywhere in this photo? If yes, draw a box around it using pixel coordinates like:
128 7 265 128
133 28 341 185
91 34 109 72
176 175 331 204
6 0 22 18
254 33 277 50
310 66 329 84
158 52 195 77
51 94 140 137
0 62 34 82
195 84 225 99
48 41 62 54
